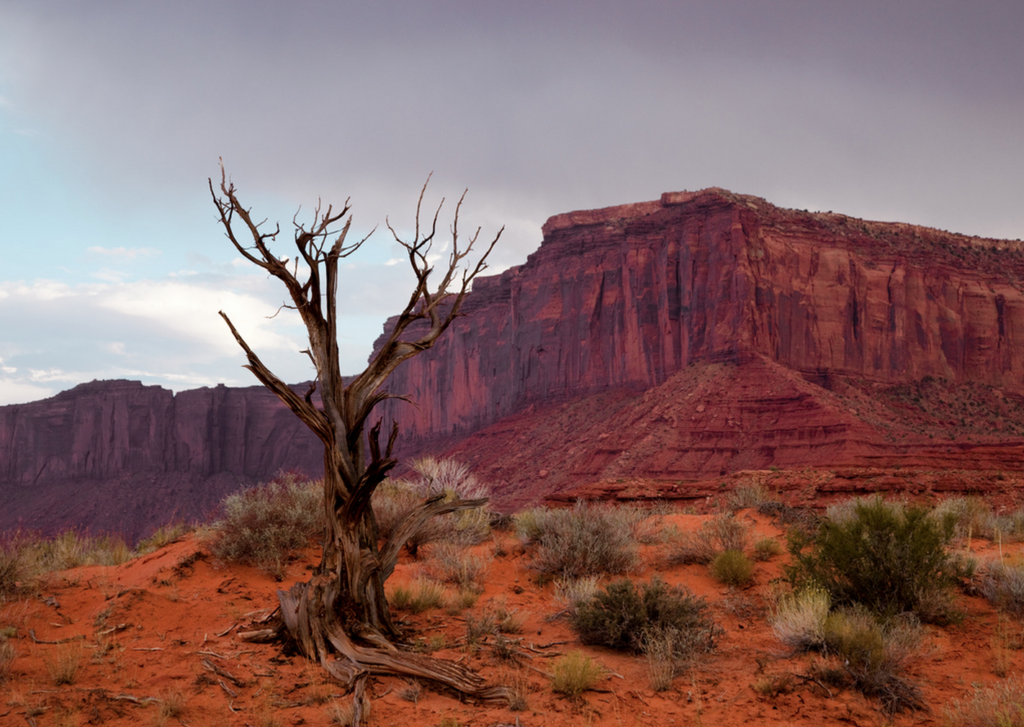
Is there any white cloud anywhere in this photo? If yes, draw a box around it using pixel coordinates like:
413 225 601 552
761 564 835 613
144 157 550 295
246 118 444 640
95 279 301 355
0 378 55 406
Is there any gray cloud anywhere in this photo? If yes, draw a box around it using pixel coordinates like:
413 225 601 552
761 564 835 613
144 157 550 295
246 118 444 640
0 0 1022 402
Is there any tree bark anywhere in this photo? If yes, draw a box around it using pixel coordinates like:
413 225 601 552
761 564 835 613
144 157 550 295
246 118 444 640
210 164 508 711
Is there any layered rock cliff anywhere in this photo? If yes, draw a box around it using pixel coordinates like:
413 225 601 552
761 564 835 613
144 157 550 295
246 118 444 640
376 188 1024 450
0 380 322 539
5 188 1024 535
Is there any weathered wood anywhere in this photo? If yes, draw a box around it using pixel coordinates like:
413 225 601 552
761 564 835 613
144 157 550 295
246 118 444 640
212 167 508 706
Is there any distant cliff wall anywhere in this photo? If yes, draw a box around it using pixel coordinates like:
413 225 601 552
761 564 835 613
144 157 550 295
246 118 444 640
0 380 322 539
374 188 1024 446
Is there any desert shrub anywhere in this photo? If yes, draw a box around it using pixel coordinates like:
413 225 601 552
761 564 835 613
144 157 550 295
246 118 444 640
373 458 491 556
526 502 640 578
770 584 830 651
512 507 550 543
932 496 993 538
943 674 1024 727
992 509 1024 542
0 637 14 681
669 513 750 565
209 475 322 578
0 537 27 597
822 607 924 714
552 576 600 618
388 579 445 614
786 496 958 620
137 523 192 554
981 559 1024 616
752 536 783 561
424 542 489 592
710 550 754 586
727 483 773 510
446 587 479 613
550 650 603 698
571 577 720 664
45 644 83 686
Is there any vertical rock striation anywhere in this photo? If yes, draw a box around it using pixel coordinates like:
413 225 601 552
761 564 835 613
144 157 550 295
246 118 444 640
375 188 1024 449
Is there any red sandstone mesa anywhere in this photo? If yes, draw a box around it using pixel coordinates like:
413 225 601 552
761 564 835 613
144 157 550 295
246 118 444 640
3 188 1024 534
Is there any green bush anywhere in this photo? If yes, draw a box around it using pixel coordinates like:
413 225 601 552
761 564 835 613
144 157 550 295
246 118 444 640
571 577 720 662
526 502 640 578
786 496 958 620
209 475 323 579
710 550 754 586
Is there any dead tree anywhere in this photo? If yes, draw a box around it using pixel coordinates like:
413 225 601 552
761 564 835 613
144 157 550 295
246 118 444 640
209 164 507 708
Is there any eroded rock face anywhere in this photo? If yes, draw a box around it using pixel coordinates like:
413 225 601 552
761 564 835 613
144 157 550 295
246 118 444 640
0 380 322 539
5 188 1024 536
376 188 1024 449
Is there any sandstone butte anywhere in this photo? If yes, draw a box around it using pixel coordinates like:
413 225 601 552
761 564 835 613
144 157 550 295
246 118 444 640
3 187 1024 538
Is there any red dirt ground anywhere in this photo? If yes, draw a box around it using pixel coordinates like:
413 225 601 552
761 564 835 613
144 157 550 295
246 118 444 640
1 508 1019 727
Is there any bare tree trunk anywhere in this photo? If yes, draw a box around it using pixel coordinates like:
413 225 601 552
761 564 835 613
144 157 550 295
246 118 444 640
209 164 509 711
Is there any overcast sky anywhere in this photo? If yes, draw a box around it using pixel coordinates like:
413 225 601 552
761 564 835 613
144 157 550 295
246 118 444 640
0 1 1022 405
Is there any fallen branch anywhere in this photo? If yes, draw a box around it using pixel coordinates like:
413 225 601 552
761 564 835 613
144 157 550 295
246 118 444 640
28 629 85 645
202 658 247 687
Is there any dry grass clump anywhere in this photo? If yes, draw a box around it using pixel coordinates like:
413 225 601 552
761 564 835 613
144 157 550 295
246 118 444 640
209 474 322 579
388 579 446 614
2 528 139 592
550 650 603 698
981 559 1024 616
0 535 28 597
752 536 783 561
769 584 830 651
157 689 188 722
521 502 640 579
45 644 84 686
669 513 750 565
137 523 192 555
325 693 372 726
552 576 600 618
823 608 924 715
424 542 489 592
727 483 774 510
943 674 1024 727
0 634 14 681
710 549 754 587
373 458 492 556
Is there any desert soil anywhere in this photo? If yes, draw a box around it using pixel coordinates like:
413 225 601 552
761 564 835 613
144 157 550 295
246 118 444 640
1 509 1018 727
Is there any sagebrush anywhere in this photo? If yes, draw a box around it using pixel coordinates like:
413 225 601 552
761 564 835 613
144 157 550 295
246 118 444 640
571 577 720 663
209 474 322 579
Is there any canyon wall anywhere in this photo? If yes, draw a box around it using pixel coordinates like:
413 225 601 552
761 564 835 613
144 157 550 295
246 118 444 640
0 380 322 539
5 187 1024 534
375 188 1024 447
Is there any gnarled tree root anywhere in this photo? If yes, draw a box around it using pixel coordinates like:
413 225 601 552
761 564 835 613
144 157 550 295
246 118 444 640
239 583 512 709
